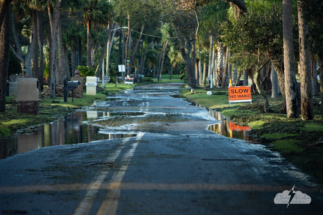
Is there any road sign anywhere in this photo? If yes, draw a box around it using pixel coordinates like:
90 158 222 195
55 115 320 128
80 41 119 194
103 76 110 82
118 65 125 72
228 86 252 107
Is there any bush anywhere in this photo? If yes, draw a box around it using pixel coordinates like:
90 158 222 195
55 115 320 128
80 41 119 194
77 66 96 77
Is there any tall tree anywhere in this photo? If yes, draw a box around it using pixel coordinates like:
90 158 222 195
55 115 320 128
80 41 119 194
83 0 112 68
283 0 298 118
0 5 10 112
297 0 313 120
48 0 63 98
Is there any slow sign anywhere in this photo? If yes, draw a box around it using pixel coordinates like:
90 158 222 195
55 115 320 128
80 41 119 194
228 86 252 107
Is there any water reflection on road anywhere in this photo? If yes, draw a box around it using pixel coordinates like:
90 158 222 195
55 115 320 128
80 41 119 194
186 100 256 142
0 111 136 160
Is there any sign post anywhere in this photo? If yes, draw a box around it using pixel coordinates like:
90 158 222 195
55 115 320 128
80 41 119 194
118 65 125 83
228 86 252 107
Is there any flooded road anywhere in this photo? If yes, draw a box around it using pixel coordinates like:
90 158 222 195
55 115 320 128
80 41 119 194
1 83 323 215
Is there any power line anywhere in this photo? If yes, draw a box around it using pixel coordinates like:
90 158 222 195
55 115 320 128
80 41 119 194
130 29 178 39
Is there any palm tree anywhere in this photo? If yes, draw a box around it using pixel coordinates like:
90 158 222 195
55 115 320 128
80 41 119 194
283 0 299 118
0 8 10 112
297 0 313 120
83 0 112 68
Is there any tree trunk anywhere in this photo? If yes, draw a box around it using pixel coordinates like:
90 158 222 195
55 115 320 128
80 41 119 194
272 59 287 113
202 61 207 86
130 25 145 79
125 34 129 75
157 52 162 81
317 55 323 120
57 15 64 85
78 36 82 66
37 11 44 91
87 19 91 68
254 67 269 112
199 60 202 85
298 0 313 120
283 0 298 118
311 57 318 95
63 45 70 79
174 26 196 87
141 43 148 75
127 15 131 76
213 49 217 86
208 36 213 79
222 48 229 88
195 61 199 86
31 10 38 79
71 44 77 75
170 65 174 80
96 24 113 76
0 9 9 112
159 41 168 81
217 42 224 87
48 0 63 99
271 62 279 98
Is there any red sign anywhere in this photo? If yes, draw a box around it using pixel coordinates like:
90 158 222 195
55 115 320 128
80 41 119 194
228 86 252 101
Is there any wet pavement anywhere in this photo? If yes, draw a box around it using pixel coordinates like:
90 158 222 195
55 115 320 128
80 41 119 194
0 83 323 215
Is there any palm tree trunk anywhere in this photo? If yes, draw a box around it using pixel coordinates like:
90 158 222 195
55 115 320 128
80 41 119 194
208 36 213 79
217 42 224 87
71 44 77 75
170 65 174 80
37 11 44 91
199 60 202 85
202 61 206 86
87 19 91 68
31 10 38 79
159 41 168 81
0 9 10 112
57 14 64 85
195 61 199 86
78 36 82 66
63 45 70 79
222 48 229 88
48 0 63 98
283 0 298 118
298 0 313 120
96 24 113 76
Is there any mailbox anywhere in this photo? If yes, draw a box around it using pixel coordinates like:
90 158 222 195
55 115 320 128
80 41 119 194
66 81 80 91
63 79 80 102
86 76 97 95
17 78 39 114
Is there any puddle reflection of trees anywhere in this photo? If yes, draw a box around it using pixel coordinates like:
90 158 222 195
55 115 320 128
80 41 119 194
0 111 135 160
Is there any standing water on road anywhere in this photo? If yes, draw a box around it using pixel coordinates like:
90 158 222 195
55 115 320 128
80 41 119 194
0 111 137 160
1 83 256 160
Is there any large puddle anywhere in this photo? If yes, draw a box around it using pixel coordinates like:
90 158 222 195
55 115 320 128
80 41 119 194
207 109 257 142
1 92 257 160
0 111 138 160
179 96 256 142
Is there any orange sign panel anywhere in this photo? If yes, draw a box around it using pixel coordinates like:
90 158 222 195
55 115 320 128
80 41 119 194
228 122 251 131
228 86 252 101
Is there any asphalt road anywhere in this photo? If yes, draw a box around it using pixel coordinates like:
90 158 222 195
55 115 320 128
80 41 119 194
1 83 323 215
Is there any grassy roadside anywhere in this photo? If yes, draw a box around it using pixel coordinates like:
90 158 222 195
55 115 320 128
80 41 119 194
0 83 135 137
180 84 323 183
